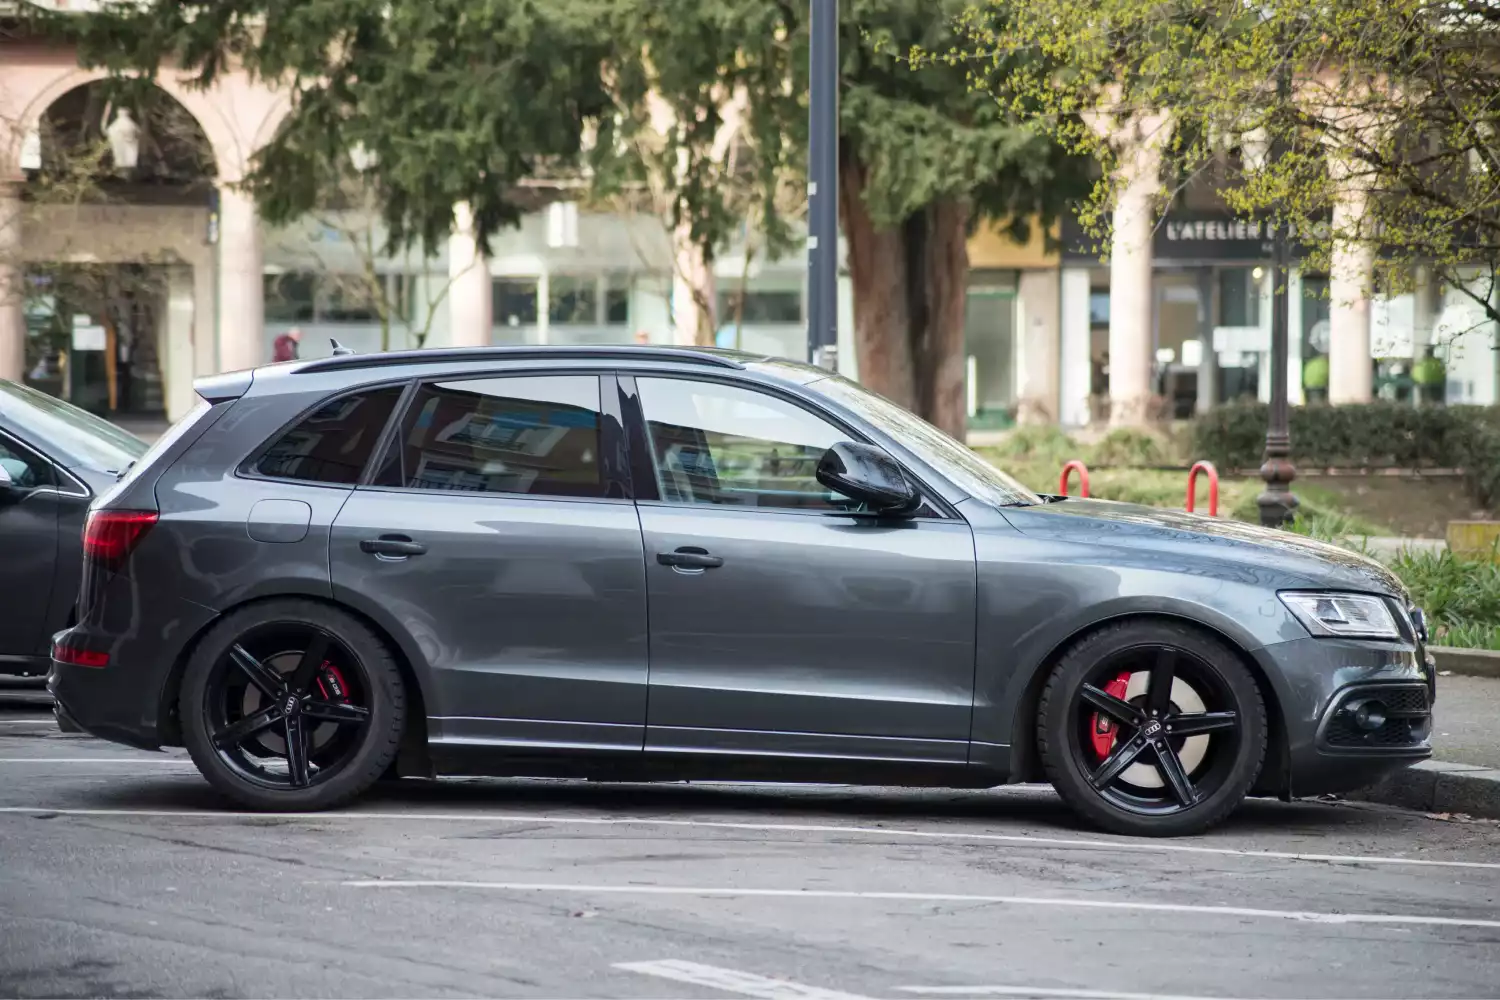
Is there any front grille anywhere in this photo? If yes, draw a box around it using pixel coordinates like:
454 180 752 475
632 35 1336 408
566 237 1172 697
1323 685 1431 750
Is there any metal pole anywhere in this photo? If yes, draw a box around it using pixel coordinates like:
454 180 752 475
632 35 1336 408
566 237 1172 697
1257 64 1299 527
806 0 839 369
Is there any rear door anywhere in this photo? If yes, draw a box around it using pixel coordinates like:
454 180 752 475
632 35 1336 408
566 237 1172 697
330 371 649 753
0 430 61 660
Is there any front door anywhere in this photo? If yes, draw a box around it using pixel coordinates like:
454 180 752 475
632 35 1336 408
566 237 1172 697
628 375 978 763
0 431 61 661
330 372 649 752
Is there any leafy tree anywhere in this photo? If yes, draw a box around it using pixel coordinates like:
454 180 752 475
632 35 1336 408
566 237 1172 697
949 0 1500 332
607 0 1088 433
50 0 1085 435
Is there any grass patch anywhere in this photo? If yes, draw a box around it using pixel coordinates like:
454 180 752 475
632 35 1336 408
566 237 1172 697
1388 547 1500 648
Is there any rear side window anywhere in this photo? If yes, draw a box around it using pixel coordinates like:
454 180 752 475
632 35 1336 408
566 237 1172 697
371 375 604 498
255 386 404 485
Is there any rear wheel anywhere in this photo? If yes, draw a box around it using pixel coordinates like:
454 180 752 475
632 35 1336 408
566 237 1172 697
1037 620 1267 837
181 600 405 811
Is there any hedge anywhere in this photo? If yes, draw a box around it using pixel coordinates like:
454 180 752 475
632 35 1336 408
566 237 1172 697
1192 401 1500 508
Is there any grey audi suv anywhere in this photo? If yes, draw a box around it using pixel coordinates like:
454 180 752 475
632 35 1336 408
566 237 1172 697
49 346 1434 836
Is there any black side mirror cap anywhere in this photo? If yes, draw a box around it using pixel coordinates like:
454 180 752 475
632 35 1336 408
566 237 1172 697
816 441 920 516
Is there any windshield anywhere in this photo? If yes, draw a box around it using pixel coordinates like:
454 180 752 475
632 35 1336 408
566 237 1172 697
0 380 150 472
809 375 1043 507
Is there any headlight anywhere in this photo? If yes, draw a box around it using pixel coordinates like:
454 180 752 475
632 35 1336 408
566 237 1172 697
1280 592 1401 640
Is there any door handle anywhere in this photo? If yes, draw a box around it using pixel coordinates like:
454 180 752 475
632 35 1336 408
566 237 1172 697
360 535 427 557
657 547 724 570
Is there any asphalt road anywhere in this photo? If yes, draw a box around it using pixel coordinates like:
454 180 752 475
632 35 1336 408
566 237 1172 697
2 691 1499 1000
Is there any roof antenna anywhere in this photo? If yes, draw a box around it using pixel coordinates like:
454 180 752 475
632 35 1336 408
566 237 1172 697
330 338 356 357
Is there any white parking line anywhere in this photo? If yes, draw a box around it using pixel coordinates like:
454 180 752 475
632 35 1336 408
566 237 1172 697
339 880 1500 931
0 758 194 764
617 959 874 1000
0 806 1494 872
901 989 1256 1000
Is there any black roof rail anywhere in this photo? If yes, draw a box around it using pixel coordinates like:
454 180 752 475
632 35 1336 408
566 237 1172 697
294 345 747 374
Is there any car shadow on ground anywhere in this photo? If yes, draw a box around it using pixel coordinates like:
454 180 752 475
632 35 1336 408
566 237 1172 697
60 770 1382 841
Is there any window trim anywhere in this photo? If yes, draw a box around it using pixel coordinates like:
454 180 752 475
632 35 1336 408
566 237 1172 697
617 371 953 520
0 427 66 499
236 378 413 488
360 369 629 503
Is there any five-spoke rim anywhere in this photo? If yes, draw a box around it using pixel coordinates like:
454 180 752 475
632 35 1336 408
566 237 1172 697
1072 645 1241 815
206 623 372 790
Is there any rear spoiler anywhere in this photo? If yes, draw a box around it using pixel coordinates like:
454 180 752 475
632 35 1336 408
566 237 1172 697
193 369 253 403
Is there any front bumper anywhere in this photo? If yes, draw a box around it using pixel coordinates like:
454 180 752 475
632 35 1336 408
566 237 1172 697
1258 635 1434 797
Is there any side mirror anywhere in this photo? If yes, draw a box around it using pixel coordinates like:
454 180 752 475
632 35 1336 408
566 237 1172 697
816 441 920 516
0 462 17 503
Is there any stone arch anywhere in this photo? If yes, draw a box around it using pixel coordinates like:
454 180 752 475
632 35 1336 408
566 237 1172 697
15 63 289 184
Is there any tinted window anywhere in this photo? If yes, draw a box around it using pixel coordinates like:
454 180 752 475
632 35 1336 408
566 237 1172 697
374 375 604 498
0 379 147 473
0 433 52 490
636 377 842 511
256 386 403 484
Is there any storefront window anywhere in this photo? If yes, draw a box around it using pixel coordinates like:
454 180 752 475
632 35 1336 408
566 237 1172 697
964 278 1016 430
1215 266 1265 404
1301 275 1331 401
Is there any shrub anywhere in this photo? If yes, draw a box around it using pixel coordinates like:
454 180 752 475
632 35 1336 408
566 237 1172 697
1389 548 1500 646
1091 428 1170 467
988 425 1081 465
1193 400 1500 509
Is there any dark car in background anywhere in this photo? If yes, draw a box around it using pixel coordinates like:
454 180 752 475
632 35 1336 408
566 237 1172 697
50 347 1434 836
0 378 147 680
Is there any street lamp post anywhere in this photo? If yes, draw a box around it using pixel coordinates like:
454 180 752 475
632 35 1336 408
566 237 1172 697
806 0 839 370
1257 65 1299 528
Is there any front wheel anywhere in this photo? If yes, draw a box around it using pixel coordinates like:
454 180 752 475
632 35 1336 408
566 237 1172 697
181 600 407 811
1037 620 1268 837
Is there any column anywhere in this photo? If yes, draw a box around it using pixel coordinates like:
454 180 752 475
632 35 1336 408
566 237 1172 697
217 186 264 373
0 181 24 383
1326 155 1376 404
162 266 197 423
1194 267 1218 414
448 202 492 348
670 223 714 346
1015 268 1061 423
1097 111 1172 426
1058 266 1092 427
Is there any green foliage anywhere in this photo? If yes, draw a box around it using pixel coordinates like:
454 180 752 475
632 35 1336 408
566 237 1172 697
1389 548 1500 648
1090 428 1171 467
942 0 1500 331
1193 401 1500 507
986 424 1081 465
1412 356 1447 387
1302 356 1330 391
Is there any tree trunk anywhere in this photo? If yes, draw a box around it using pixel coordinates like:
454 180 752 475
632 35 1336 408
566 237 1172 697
840 157 971 439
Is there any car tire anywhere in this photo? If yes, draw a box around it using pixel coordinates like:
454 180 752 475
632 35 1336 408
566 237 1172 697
180 599 406 811
1037 619 1268 837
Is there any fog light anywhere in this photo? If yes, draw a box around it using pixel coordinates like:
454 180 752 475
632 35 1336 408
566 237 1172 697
1349 699 1388 731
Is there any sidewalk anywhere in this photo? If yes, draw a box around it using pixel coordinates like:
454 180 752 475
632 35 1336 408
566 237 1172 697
1351 671 1500 819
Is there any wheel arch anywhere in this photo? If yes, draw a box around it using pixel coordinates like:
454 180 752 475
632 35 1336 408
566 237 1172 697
155 594 432 775
1004 610 1289 794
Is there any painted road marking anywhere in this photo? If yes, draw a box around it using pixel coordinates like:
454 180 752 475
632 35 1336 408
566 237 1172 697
0 758 194 764
0 806 1495 873
617 959 874 1000
339 880 1500 931
902 989 1257 1000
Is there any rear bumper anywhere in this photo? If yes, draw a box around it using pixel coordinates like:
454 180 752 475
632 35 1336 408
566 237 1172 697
1261 636 1435 797
49 587 218 752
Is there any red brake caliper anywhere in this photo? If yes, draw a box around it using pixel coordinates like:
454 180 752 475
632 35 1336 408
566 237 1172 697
1090 671 1133 759
315 663 350 703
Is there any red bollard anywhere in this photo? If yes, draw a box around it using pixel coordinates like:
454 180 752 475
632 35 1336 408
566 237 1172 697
1186 460 1219 516
1059 460 1090 498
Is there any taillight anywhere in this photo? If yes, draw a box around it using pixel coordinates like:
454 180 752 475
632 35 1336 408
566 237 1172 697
53 639 109 669
82 509 158 572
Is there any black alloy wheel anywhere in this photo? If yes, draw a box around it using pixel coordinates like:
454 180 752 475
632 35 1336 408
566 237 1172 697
181 600 406 810
1038 620 1268 837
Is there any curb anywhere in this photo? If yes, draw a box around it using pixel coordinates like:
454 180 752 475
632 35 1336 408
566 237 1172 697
1347 760 1500 819
1430 647 1500 680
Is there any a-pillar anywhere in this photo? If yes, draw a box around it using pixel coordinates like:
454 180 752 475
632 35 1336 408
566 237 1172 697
1092 109 1173 426
0 180 25 383
217 186 265 372
448 202 492 347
